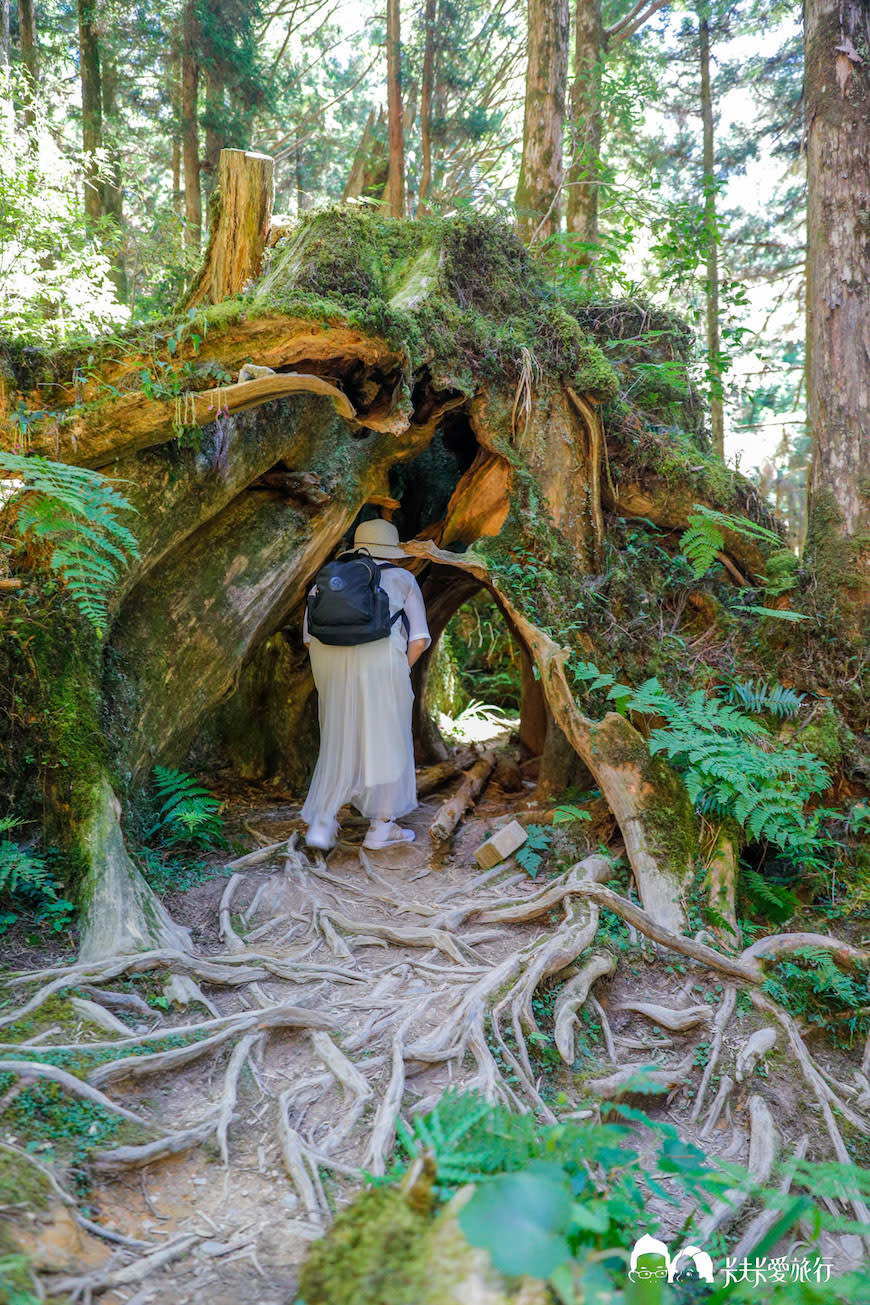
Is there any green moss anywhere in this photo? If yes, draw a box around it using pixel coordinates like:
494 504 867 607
0 591 106 893
642 755 699 875
0 1149 52 1211
298 1188 430 1305
252 207 617 401
799 704 851 771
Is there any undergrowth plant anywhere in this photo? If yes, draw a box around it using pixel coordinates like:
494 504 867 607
382 1090 870 1304
0 818 74 936
148 767 225 849
0 453 139 635
570 662 831 870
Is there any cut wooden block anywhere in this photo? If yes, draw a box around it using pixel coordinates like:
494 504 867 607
473 819 528 870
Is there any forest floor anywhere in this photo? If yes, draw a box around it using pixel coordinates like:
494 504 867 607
4 761 869 1303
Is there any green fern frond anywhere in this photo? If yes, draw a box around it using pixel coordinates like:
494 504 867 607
150 767 224 849
1 452 139 633
679 504 782 580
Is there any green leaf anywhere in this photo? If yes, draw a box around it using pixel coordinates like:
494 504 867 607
553 805 592 825
569 1199 610 1233
458 1166 574 1278
731 605 809 621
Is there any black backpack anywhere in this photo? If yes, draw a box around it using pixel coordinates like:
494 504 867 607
306 550 405 646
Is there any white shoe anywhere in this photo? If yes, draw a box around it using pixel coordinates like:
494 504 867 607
306 818 337 850
363 820 416 850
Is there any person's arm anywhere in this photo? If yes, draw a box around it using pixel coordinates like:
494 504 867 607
402 575 431 668
407 637 427 668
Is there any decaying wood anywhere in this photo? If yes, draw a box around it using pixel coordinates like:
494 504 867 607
415 759 462 797
404 540 695 933
430 752 495 842
185 149 275 309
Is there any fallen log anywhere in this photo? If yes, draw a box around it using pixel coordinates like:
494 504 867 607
430 752 495 842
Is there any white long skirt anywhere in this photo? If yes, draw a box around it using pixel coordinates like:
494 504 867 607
300 635 417 825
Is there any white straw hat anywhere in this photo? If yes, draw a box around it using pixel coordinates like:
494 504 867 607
353 518 407 560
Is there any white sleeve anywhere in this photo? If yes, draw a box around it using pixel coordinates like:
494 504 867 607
403 576 431 649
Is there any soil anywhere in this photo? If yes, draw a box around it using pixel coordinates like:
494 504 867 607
4 767 867 1302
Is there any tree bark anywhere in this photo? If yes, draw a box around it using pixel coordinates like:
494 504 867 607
386 0 404 217
343 108 390 201
100 55 128 301
0 0 9 67
565 0 603 258
417 0 437 213
182 0 202 249
804 0 870 634
185 148 274 308
203 66 225 199
515 0 570 242
77 0 103 224
699 12 724 458
18 0 37 127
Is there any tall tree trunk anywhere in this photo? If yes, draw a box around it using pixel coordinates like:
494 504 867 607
167 35 183 218
1 0 10 67
101 55 128 301
77 0 103 224
203 67 225 200
804 0 870 633
417 0 436 213
18 0 37 126
182 0 201 249
699 12 724 458
386 0 404 217
565 0 603 259
515 0 570 243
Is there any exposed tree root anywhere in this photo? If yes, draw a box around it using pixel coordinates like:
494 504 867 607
47 1233 203 1301
555 954 616 1063
695 1095 778 1240
7 840 870 1292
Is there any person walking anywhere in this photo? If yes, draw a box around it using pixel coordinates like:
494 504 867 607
301 518 430 851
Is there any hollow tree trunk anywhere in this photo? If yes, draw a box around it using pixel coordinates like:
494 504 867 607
343 108 390 201
515 0 570 242
182 0 201 249
77 0 103 224
699 12 723 458
804 0 870 637
2 194 781 956
565 0 603 259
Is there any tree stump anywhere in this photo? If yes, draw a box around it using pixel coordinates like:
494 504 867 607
185 149 275 308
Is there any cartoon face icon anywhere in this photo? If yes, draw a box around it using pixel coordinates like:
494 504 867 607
629 1235 671 1280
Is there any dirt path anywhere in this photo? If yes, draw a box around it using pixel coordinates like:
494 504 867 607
8 781 869 1300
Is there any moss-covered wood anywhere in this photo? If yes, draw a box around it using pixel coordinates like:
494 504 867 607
1 183 866 956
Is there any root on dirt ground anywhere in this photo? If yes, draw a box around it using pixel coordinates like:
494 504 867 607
3 780 869 1301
